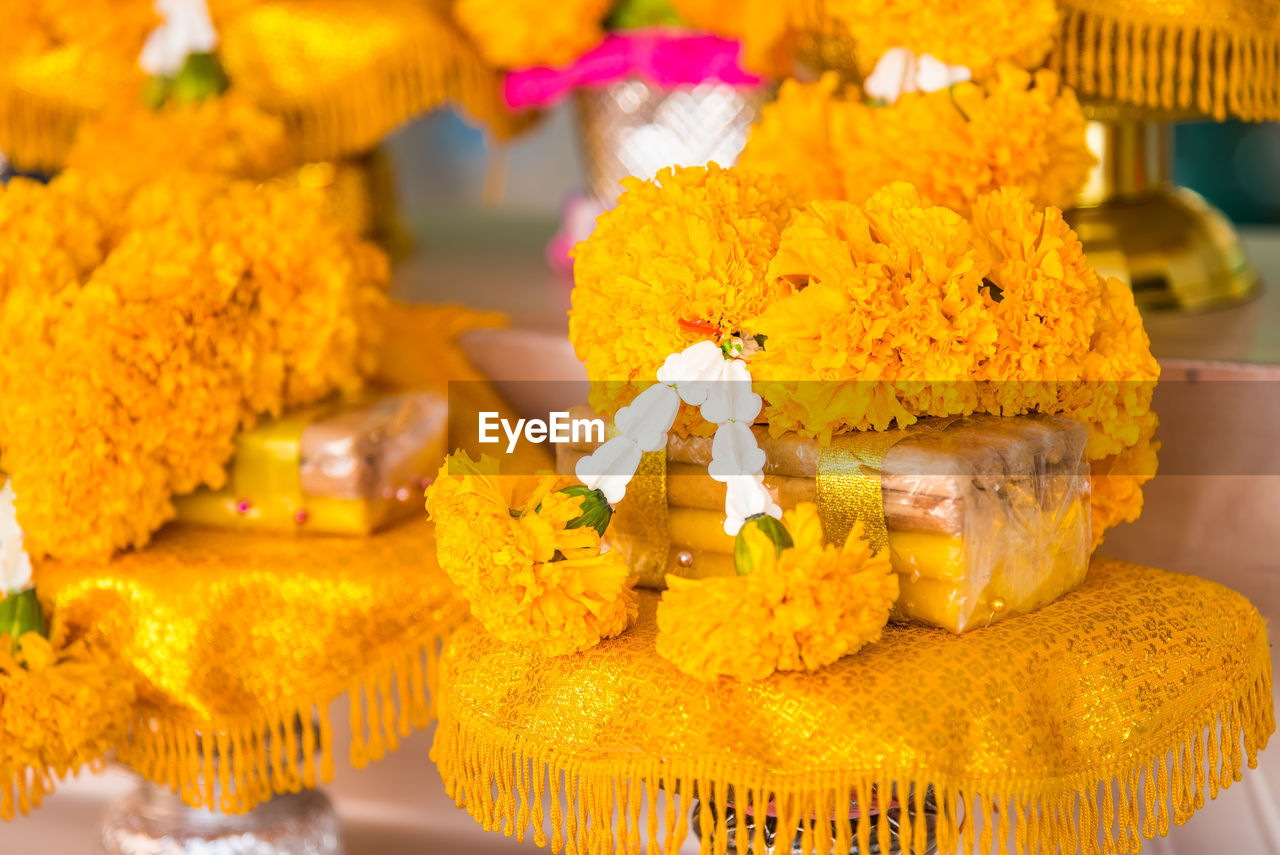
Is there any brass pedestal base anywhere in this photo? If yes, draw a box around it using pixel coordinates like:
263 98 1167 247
1066 186 1259 312
1068 119 1260 313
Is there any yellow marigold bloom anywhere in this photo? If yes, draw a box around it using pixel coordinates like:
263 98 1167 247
0 622 134 819
0 171 388 560
656 507 897 681
750 185 997 438
66 94 294 192
741 67 1093 217
828 0 1059 80
426 453 637 657
0 0 156 60
736 74 847 203
454 0 610 69
1089 430 1159 550
570 163 797 433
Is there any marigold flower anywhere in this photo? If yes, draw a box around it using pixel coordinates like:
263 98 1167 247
827 0 1059 81
570 163 797 434
426 453 637 657
741 66 1094 218
66 93 294 192
454 0 611 69
656 506 897 681
0 622 134 819
749 185 997 438
0 170 388 560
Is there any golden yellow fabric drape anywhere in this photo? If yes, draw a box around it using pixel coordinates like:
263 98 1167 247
434 558 1274 855
37 518 465 814
1049 0 1280 120
0 0 525 173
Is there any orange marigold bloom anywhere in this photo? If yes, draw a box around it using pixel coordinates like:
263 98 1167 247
0 171 388 560
656 507 897 682
453 0 611 69
426 453 637 657
750 184 997 438
741 66 1094 217
0 622 134 819
66 94 294 193
570 163 797 434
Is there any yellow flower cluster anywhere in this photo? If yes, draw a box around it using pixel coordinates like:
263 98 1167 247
0 170 388 560
0 623 134 819
569 164 1160 544
426 453 637 657
570 163 797 435
825 0 1059 80
739 67 1094 217
453 0 611 69
66 94 294 192
0 0 155 61
656 507 897 681
674 0 1058 80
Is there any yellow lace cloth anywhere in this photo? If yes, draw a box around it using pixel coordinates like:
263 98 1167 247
1048 0 1280 120
36 518 465 814
0 0 525 172
434 558 1274 855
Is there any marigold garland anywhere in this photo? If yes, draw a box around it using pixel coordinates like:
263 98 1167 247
0 621 134 820
425 453 637 657
823 0 1059 81
569 164 1160 545
453 0 611 69
570 163 797 436
65 93 294 191
0 170 388 561
739 66 1094 217
655 507 897 681
749 184 997 440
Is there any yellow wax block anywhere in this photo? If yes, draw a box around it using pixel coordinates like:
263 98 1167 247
894 575 971 630
894 499 1091 632
663 547 735 580
667 507 736 554
887 531 966 581
174 390 447 535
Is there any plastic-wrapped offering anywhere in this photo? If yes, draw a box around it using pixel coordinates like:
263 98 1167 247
176 390 447 535
559 409 1091 633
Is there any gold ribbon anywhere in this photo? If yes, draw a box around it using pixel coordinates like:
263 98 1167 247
816 416 963 552
603 451 670 589
815 429 905 553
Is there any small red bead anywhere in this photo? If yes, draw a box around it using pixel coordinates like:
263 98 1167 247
293 509 309 525
235 500 251 514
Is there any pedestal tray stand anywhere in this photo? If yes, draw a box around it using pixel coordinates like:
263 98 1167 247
433 558 1273 855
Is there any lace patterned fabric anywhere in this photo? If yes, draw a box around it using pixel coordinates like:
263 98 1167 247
435 557 1274 855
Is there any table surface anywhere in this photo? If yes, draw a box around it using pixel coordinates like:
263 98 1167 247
4 217 1279 855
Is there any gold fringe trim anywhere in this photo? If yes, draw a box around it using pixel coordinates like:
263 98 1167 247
117 631 448 814
433 645 1274 854
1050 3 1280 121
234 29 535 164
0 83 93 174
1 758 108 821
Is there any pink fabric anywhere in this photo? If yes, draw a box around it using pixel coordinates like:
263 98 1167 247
504 30 762 110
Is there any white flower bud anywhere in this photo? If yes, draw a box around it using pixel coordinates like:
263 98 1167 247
140 0 218 76
614 383 680 453
656 340 728 407
699 358 761 425
575 435 643 505
0 482 33 595
864 47 971 104
723 474 781 536
708 421 766 483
